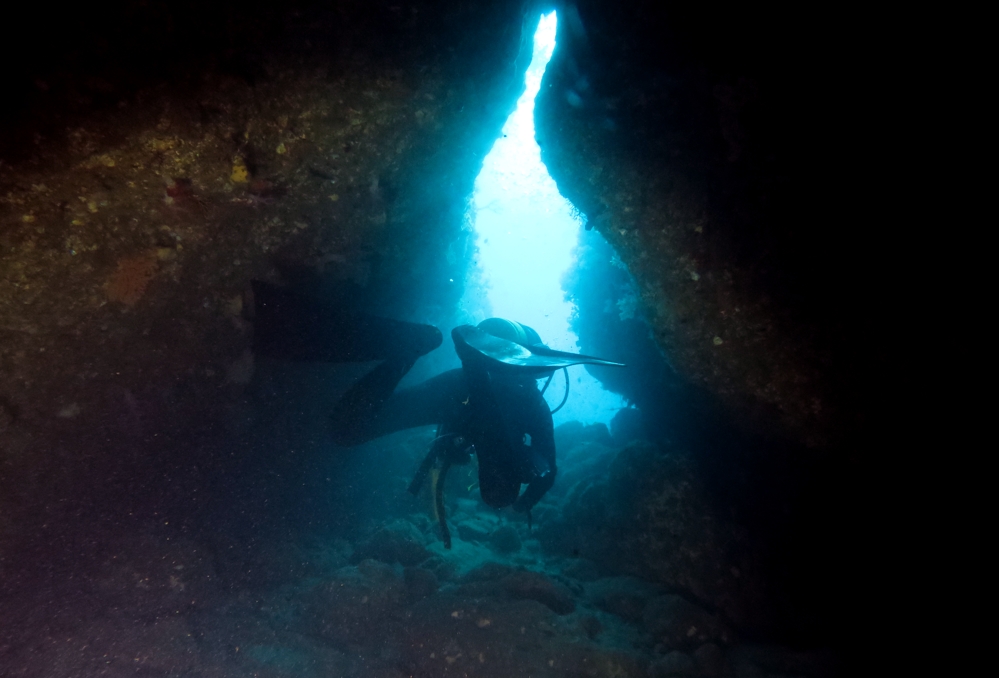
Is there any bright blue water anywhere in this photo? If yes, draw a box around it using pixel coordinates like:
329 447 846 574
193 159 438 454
461 11 627 427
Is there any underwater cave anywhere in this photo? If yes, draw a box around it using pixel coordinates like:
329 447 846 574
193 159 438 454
0 2 888 676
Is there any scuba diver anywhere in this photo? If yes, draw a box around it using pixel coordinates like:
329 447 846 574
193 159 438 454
249 280 623 548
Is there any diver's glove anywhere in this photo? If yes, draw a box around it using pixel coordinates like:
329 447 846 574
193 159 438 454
512 470 555 513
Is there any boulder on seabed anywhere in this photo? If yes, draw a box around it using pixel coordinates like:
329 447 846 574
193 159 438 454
585 576 665 623
351 520 429 566
489 524 522 553
500 570 576 615
456 517 495 543
457 564 576 615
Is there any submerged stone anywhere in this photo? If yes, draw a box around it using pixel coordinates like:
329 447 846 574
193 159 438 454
489 524 523 553
500 570 576 615
585 576 665 623
462 561 517 583
352 521 430 567
457 517 495 543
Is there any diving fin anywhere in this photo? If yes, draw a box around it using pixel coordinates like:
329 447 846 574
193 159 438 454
251 280 442 363
452 324 624 372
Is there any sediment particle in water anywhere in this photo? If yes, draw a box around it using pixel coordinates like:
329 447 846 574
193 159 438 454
106 250 159 306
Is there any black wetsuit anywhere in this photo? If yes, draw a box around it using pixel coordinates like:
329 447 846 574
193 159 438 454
251 280 556 511
330 358 556 511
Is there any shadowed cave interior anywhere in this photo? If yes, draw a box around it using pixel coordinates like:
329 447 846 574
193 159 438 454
0 2 888 677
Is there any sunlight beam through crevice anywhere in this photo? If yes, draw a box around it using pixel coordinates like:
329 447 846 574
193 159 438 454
462 11 626 426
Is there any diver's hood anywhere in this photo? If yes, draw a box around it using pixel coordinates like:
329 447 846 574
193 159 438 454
452 324 625 372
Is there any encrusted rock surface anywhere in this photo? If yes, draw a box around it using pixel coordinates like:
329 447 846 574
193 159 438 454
0 0 533 553
536 3 884 450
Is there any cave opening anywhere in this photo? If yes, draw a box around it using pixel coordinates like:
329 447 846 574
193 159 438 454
461 10 628 426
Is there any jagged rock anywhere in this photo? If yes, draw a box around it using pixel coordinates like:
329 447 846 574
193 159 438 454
643 596 728 651
489 524 522 553
352 521 430 567
585 576 665 623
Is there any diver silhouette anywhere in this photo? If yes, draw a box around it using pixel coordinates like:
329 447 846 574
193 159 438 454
249 280 623 547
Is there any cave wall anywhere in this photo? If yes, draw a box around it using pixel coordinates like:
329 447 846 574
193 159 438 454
537 1 882 450
0 0 539 551
537 2 887 645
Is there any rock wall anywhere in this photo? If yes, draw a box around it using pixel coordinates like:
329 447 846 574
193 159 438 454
534 2 886 648
0 0 535 550
536 1 883 449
